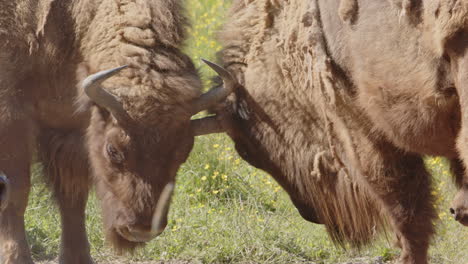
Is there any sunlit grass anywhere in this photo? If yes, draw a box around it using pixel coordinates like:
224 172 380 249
27 0 468 263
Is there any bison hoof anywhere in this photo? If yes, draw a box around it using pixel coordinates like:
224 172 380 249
450 188 468 226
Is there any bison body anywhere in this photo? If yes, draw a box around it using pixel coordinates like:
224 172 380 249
212 0 468 263
0 0 224 263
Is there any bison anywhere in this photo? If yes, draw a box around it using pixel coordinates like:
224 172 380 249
193 0 468 263
0 0 227 263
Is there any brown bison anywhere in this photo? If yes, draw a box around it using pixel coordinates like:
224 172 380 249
194 0 468 263
0 0 227 263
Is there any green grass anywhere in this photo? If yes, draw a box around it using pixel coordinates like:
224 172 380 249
26 0 468 263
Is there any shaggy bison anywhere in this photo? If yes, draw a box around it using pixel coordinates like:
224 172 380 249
0 0 227 263
196 0 468 263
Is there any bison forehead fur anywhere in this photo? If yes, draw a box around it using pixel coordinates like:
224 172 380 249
0 0 204 262
216 0 468 263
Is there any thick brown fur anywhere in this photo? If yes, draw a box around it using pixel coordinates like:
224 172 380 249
0 0 201 263
216 0 468 263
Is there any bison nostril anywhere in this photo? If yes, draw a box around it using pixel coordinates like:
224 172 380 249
450 208 455 215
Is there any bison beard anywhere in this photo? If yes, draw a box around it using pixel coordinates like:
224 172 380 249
98 182 174 253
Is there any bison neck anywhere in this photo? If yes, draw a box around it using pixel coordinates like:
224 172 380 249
217 0 381 228
222 72 341 225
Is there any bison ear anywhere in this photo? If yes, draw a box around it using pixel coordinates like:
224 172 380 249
190 60 238 115
191 116 224 136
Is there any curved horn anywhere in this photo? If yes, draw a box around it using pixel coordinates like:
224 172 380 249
150 182 175 236
191 59 237 114
82 66 132 124
0 173 10 212
191 116 224 136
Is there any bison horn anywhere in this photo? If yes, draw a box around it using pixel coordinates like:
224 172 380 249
191 116 224 136
0 173 10 212
190 59 237 114
82 66 132 125
150 182 175 236
190 60 239 136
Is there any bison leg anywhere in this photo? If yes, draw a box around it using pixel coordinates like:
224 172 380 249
0 109 35 264
55 190 93 264
38 130 94 264
358 141 435 264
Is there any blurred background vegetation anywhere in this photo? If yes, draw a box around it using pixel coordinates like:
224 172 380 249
29 0 468 263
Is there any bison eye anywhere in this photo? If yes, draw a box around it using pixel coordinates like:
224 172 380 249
106 143 125 164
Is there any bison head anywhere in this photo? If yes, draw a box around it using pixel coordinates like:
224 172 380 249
81 61 233 250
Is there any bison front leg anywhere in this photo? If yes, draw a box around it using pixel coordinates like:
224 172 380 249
357 140 435 264
0 108 35 264
38 130 94 264
56 190 93 264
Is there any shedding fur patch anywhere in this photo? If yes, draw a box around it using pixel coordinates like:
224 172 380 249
423 0 468 55
339 0 358 24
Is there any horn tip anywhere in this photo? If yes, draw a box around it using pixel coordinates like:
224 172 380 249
116 64 129 70
82 65 129 91
201 59 232 78
201 58 215 67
